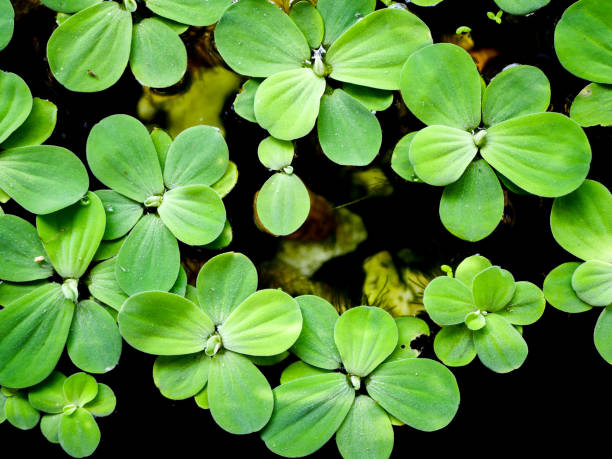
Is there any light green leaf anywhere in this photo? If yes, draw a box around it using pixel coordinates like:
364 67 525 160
37 192 105 279
233 79 261 123
258 136 294 171
151 127 173 173
280 361 331 384
0 71 32 144
391 132 419 182
116 214 180 295
473 313 528 373
0 0 14 51
5 393 40 430
195 252 258 325
423 276 476 325
163 125 229 188
455 255 492 288
93 236 124 261
146 0 232 26
385 316 430 362
317 89 381 166
28 372 67 413
1 98 58 149
327 8 432 90
215 0 310 77
83 383 115 417
219 289 302 356
256 172 310 236
366 358 460 431
570 83 612 127
254 68 326 140
494 0 549 14
316 0 375 46
409 125 478 186
208 350 273 434
261 372 355 457
169 266 187 297
118 291 215 355
481 112 591 197
40 0 101 13
63 373 98 406
58 408 100 458
497 281 546 325
595 306 612 364
86 114 164 203
86 257 128 311
211 161 238 198
400 43 481 129
472 266 516 312
571 260 612 307
290 1 323 49
543 262 592 313
342 83 393 112
95 190 142 241
433 324 476 367
248 352 289 367
0 284 74 388
41 414 62 443
47 1 132 92
334 306 397 377
153 353 209 400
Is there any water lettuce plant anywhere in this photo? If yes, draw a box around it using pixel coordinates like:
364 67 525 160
424 255 546 373
255 136 310 236
0 0 13 51
261 297 460 458
544 180 612 364
554 0 612 128
0 192 122 388
29 371 116 458
0 70 89 214
87 114 231 296
217 0 432 166
393 43 591 241
118 252 303 434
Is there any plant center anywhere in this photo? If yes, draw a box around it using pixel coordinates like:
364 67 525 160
61 278 79 302
144 194 164 208
205 334 223 356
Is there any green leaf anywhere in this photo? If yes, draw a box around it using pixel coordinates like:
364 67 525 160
93 237 125 260
83 383 115 417
336 395 393 459
169 266 187 297
440 159 504 241
342 83 393 112
151 127 173 173
433 325 477 367
40 0 101 13
473 313 528 373
58 408 100 458
334 306 398 377
409 125 478 186
248 352 289 367
86 114 164 203
116 214 180 295
595 306 612 364
571 260 612 307
481 112 591 197
280 361 331 384
317 89 382 166
455 255 492 288
254 68 326 140
63 373 98 406
0 392 5 423
195 252 258 325
41 414 62 443
153 353 209 400
234 79 261 123
0 214 52 282
291 295 341 370
554 0 612 84
570 83 612 127
219 289 302 356
316 0 375 46
327 8 432 90
494 0 550 15
29 372 67 414
366 358 460 431
118 291 215 355
0 145 89 214
215 0 310 77
482 65 550 126
391 132 419 182
400 43 481 130
290 1 324 49
158 184 226 245
472 266 516 312
543 262 592 313
0 71 32 144
95 190 143 241
0 280 48 307
5 393 40 430
47 1 132 92
37 192 105 279
261 372 355 457
497 281 546 325
0 98 57 149
423 276 476 325
258 136 294 171
256 172 310 236
211 161 238 198
0 284 74 388
67 300 122 373
0 0 14 51
86 257 128 311
146 0 232 26
208 350 273 434
130 17 187 88
385 316 430 362
550 180 612 262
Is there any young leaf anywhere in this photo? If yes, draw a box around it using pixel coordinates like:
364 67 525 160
28 372 68 413
63 373 98 406
5 393 40 430
497 281 546 325
41 414 62 443
290 1 324 49
234 79 261 123
433 325 477 367
423 276 476 325
472 266 516 312
595 306 612 364
0 71 32 144
543 262 592 313
570 83 612 127
455 255 492 287
95 190 143 241
571 260 612 306
258 137 294 171
146 0 232 26
316 0 375 46
391 132 419 182
473 313 528 373
83 383 116 417
211 161 238 198
58 408 100 458
86 257 128 311
153 353 210 400
0 98 58 149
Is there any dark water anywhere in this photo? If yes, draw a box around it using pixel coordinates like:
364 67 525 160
2 0 611 456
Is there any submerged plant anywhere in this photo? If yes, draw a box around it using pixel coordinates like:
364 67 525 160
87 114 233 296
544 180 612 364
29 372 116 458
261 298 460 458
0 192 122 388
424 255 546 373
0 0 13 51
0 70 89 214
118 252 303 434
393 43 591 241
218 0 432 166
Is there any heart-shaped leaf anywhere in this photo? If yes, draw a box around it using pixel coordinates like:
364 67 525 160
423 276 476 325
473 313 528 373
153 353 209 400
63 373 98 407
58 408 100 458
433 324 477 367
